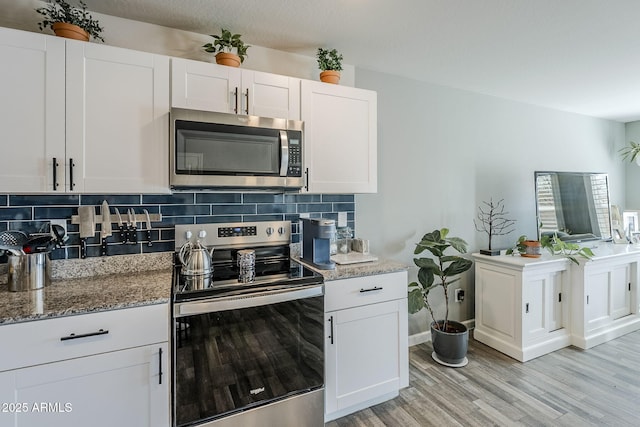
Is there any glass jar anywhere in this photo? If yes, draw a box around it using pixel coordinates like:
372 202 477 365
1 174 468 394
336 226 352 254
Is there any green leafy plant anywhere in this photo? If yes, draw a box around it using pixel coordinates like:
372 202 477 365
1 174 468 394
203 28 250 63
36 0 104 42
619 141 640 163
506 235 528 256
316 48 343 71
541 233 594 265
408 228 473 332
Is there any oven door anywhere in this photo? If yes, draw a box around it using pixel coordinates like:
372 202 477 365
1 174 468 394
172 284 324 427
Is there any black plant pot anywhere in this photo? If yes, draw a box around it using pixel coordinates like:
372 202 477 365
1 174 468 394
430 320 469 367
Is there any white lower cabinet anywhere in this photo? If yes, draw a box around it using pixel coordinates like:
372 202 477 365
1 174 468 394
0 304 169 427
323 271 408 422
571 254 638 349
473 256 570 362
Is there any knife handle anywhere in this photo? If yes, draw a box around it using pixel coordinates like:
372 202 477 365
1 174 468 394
146 229 153 247
81 238 87 259
120 225 128 244
131 224 138 244
101 237 108 256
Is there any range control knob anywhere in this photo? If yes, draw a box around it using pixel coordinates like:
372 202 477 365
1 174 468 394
266 227 274 236
278 226 286 235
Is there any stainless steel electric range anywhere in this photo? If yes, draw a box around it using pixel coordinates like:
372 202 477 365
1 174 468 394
171 220 325 427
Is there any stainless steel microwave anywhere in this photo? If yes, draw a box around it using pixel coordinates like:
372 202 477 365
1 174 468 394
170 108 304 189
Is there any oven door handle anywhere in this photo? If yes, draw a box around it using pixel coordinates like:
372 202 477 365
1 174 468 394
175 284 324 317
279 130 289 177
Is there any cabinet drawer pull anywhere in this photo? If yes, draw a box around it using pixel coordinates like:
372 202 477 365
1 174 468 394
244 88 249 114
60 328 109 341
69 158 75 190
360 286 383 293
233 87 239 113
158 347 163 385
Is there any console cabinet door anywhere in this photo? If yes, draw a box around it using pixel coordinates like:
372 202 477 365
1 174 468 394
610 263 632 320
0 344 168 427
325 300 403 417
66 41 170 193
585 270 613 331
0 28 65 192
301 80 377 193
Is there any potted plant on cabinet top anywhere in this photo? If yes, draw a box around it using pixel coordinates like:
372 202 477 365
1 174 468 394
317 48 343 84
408 228 473 367
36 0 104 42
619 141 640 165
203 28 250 67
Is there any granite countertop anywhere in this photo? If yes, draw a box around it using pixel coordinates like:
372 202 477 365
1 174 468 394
296 255 408 281
0 253 173 325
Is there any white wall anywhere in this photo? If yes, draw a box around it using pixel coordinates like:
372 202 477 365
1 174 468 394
625 121 640 208
354 69 627 338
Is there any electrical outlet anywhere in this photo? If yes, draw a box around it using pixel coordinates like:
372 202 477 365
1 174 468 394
455 288 464 302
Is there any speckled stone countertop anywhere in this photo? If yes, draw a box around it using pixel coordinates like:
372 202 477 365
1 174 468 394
0 253 173 325
295 255 408 281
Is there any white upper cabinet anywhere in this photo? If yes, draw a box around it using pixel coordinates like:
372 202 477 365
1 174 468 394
0 27 170 194
66 41 170 193
0 27 65 192
171 57 300 120
301 80 377 193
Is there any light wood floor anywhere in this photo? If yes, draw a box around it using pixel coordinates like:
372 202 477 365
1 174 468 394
327 331 640 426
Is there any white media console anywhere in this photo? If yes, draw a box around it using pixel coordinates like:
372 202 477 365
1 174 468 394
473 243 640 362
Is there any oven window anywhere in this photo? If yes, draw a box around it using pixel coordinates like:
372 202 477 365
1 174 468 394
173 295 324 426
175 125 280 176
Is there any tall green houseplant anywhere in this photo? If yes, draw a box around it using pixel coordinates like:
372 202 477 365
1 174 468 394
408 228 473 331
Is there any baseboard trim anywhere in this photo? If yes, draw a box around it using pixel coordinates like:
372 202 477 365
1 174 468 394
409 319 475 347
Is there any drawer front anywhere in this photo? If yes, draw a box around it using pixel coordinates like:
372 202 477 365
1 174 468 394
0 303 168 372
325 271 407 312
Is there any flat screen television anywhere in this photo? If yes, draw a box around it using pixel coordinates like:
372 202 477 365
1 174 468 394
535 171 612 242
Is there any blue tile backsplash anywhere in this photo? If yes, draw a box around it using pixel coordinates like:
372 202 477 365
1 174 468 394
0 192 355 262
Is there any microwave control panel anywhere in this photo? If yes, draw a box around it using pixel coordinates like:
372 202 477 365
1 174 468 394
287 136 302 177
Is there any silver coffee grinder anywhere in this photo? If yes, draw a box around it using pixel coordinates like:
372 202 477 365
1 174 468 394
301 218 336 270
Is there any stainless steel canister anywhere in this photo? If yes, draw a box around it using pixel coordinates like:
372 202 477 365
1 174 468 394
8 253 51 292
237 249 256 283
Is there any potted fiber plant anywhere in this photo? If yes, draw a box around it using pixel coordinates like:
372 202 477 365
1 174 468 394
36 0 104 42
203 28 250 67
317 48 343 84
408 228 473 367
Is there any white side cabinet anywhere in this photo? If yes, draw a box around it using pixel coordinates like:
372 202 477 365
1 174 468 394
0 304 169 427
473 255 571 362
301 80 377 194
171 57 300 119
0 27 170 194
571 253 639 349
324 271 408 422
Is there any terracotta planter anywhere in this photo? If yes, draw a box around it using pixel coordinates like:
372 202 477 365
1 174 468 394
320 70 340 84
521 240 542 258
215 52 241 67
52 22 89 41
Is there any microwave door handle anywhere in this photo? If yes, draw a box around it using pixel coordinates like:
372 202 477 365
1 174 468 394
279 130 289 176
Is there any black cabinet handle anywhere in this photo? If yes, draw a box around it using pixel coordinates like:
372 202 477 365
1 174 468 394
244 88 249 114
69 158 75 190
304 168 309 192
360 286 383 293
328 316 334 345
158 347 163 385
52 157 59 191
60 328 109 341
525 303 529 313
233 87 238 114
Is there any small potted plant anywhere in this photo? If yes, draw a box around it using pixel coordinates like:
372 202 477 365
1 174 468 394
316 48 343 84
203 28 250 67
408 228 473 367
36 0 104 42
619 141 640 165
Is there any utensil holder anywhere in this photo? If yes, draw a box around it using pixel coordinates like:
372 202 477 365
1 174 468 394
8 253 51 292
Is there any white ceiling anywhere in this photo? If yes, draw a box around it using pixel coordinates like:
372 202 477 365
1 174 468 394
81 0 640 123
